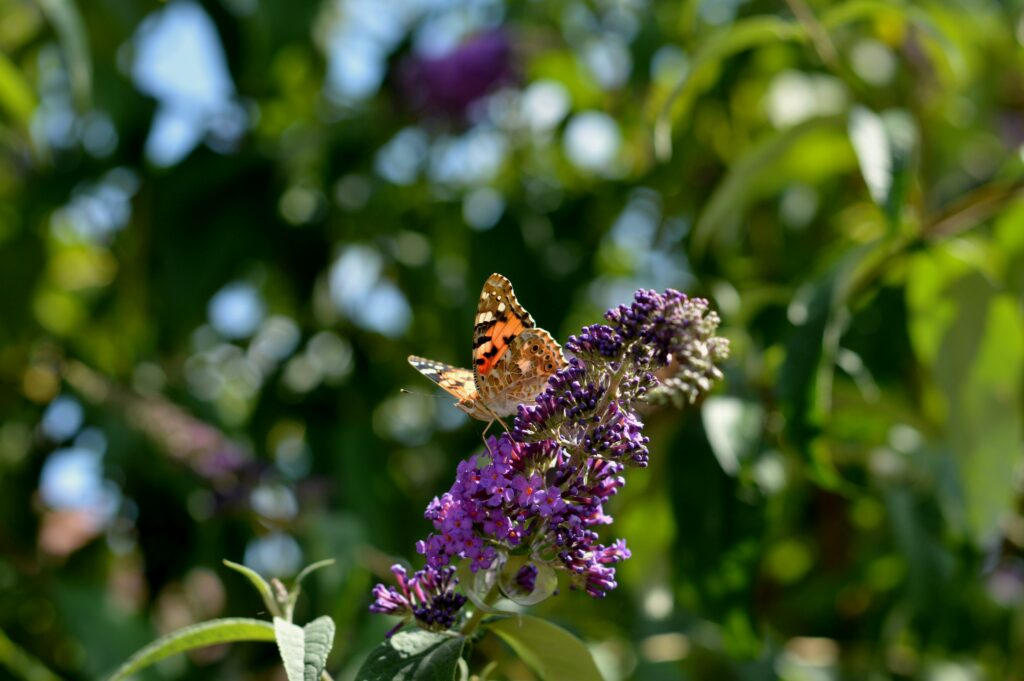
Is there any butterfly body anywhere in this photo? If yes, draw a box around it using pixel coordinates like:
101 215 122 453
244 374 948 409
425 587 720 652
408 273 566 422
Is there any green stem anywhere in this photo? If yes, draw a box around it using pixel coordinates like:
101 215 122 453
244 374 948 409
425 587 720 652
592 347 634 418
460 585 499 637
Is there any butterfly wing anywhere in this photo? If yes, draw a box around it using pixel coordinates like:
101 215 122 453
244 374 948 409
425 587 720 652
472 273 536 377
407 355 491 420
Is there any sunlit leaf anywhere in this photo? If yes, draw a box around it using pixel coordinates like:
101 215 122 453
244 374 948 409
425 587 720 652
105 618 276 681
275 618 306 681
487 615 604 681
848 107 916 228
956 293 1023 539
849 107 891 208
272 615 336 681
907 244 1023 542
701 396 764 475
0 53 36 129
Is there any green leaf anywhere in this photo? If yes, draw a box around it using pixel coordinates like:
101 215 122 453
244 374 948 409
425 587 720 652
0 53 36 129
906 247 1023 542
355 630 466 681
848 107 891 208
224 559 281 617
701 396 764 476
105 618 276 681
303 616 335 681
778 238 898 488
654 15 805 160
0 626 62 681
34 0 91 109
487 615 604 681
848 107 916 228
692 116 850 257
275 618 306 681
285 559 336 620
273 616 336 681
294 559 336 588
821 0 965 85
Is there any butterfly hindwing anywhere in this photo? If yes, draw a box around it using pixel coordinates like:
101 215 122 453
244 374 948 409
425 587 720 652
475 327 567 416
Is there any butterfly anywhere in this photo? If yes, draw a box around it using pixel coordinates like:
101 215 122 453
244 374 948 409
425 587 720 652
408 273 566 431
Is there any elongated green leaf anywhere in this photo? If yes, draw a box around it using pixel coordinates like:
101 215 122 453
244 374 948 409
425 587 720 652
295 559 336 588
692 116 848 256
224 559 281 617
356 630 466 681
821 0 965 84
701 396 764 475
778 238 896 489
303 616 335 681
0 626 62 681
0 54 36 129
285 559 337 620
906 247 1023 543
655 16 805 160
105 618 275 681
273 616 336 681
275 618 306 681
848 107 916 229
487 615 604 681
849 107 891 208
34 0 91 109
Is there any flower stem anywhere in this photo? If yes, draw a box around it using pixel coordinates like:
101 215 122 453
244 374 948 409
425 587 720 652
460 584 498 637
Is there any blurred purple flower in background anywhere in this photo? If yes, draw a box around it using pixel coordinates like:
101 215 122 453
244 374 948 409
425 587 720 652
398 29 516 119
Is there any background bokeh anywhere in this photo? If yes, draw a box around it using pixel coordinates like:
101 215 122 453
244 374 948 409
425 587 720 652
2 0 1024 679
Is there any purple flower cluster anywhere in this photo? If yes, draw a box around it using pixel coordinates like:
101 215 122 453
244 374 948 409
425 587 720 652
369 565 467 637
371 288 728 633
414 433 630 598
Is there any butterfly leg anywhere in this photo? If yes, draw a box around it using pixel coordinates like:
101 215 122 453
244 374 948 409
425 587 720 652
480 419 497 455
480 408 512 456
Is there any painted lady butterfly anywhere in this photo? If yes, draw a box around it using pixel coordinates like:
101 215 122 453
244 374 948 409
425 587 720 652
408 273 566 427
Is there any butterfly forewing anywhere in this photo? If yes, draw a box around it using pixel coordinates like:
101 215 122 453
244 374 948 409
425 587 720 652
407 356 477 401
472 274 536 377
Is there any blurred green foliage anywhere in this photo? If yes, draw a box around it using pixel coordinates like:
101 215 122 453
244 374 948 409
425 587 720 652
1 0 1023 679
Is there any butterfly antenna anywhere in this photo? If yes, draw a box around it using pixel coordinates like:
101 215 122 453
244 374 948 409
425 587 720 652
399 388 450 401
